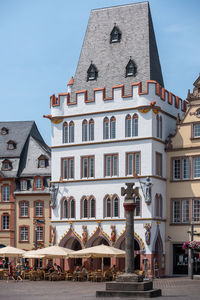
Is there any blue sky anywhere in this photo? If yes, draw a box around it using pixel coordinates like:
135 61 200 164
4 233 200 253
0 0 199 145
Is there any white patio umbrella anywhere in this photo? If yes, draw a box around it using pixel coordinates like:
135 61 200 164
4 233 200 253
69 244 125 272
0 246 26 258
35 245 75 258
23 250 45 259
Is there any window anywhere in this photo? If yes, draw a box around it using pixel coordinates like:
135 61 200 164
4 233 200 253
82 120 88 141
110 116 116 139
173 200 181 223
156 152 162 176
193 157 200 178
103 117 109 139
36 226 43 241
132 114 138 136
156 115 162 139
172 157 190 180
2 185 10 201
110 25 121 43
20 180 27 191
135 196 141 217
113 197 119 217
104 154 118 177
63 200 68 218
20 226 28 241
20 202 28 217
70 199 75 218
182 200 189 223
193 124 200 138
193 199 200 222
69 121 74 143
126 152 140 176
104 195 120 218
155 194 162 218
35 201 43 217
7 141 16 150
35 178 42 189
89 119 94 141
1 159 12 171
87 63 98 81
125 115 131 137
83 198 88 218
62 157 74 179
2 215 9 230
81 156 95 178
90 198 95 218
39 159 45 168
125 59 137 77
63 122 68 143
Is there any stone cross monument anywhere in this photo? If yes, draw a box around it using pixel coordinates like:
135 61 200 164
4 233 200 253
121 183 139 275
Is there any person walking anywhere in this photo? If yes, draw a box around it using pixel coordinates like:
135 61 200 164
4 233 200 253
7 262 15 282
16 260 23 281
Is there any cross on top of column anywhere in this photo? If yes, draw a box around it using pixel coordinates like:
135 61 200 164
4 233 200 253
121 183 139 201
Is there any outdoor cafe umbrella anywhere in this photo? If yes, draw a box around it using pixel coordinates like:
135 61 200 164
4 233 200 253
0 246 26 258
23 250 45 259
69 244 125 272
35 245 75 258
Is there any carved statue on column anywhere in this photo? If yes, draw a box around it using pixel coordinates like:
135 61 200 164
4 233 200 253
144 223 152 245
82 225 88 247
111 225 116 245
51 226 56 245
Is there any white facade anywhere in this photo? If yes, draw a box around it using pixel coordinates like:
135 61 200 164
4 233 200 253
50 81 186 272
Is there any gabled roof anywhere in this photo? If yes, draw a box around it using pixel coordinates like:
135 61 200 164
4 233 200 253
71 2 164 99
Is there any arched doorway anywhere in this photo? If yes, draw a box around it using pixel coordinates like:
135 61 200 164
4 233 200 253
119 238 141 271
92 237 109 247
64 238 82 268
91 237 110 270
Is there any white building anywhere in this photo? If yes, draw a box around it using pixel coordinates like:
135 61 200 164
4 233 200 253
47 2 187 275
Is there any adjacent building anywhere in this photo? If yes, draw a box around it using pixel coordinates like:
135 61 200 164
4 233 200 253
48 2 187 276
166 76 200 276
0 121 51 250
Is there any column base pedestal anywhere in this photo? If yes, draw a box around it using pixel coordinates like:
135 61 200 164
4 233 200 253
96 273 162 298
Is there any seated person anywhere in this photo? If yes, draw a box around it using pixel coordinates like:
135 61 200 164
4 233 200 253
111 264 117 273
53 263 62 275
82 265 87 280
45 260 53 272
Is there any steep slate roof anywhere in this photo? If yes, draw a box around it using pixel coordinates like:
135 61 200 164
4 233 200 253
71 1 164 99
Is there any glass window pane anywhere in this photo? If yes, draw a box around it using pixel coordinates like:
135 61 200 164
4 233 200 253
89 157 94 178
113 155 118 176
83 199 88 218
113 198 119 217
106 198 111 217
193 199 200 222
182 158 190 179
128 154 133 175
135 153 140 175
111 120 116 139
90 199 95 218
69 159 74 178
133 117 138 136
70 200 75 218
83 158 88 178
173 201 180 223
64 125 68 143
194 124 200 137
135 197 140 216
173 159 181 180
64 200 68 218
106 156 111 176
2 186 10 201
193 157 200 178
89 123 94 141
63 160 68 179
182 200 189 223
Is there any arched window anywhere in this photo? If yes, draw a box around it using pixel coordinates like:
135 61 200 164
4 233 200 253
110 25 121 43
90 198 95 218
89 119 94 141
113 197 119 217
106 197 111 217
110 116 116 139
155 194 162 218
135 196 141 217
82 120 88 142
63 200 68 218
87 63 98 81
125 59 137 77
63 122 68 143
125 114 131 137
132 114 138 136
83 198 88 218
69 121 74 143
160 116 162 139
156 115 159 138
103 117 109 139
70 199 75 218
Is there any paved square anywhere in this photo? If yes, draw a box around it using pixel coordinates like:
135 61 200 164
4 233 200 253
0 278 200 300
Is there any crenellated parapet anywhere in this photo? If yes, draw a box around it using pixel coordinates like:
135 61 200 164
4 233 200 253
50 80 187 113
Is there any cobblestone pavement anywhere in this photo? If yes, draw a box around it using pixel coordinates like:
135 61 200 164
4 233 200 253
0 277 200 300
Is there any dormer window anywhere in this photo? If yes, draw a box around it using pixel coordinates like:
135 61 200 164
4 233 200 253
125 59 137 77
110 25 121 43
38 155 48 168
36 178 42 190
20 180 27 191
87 63 98 81
1 127 8 135
1 159 12 171
7 140 16 150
